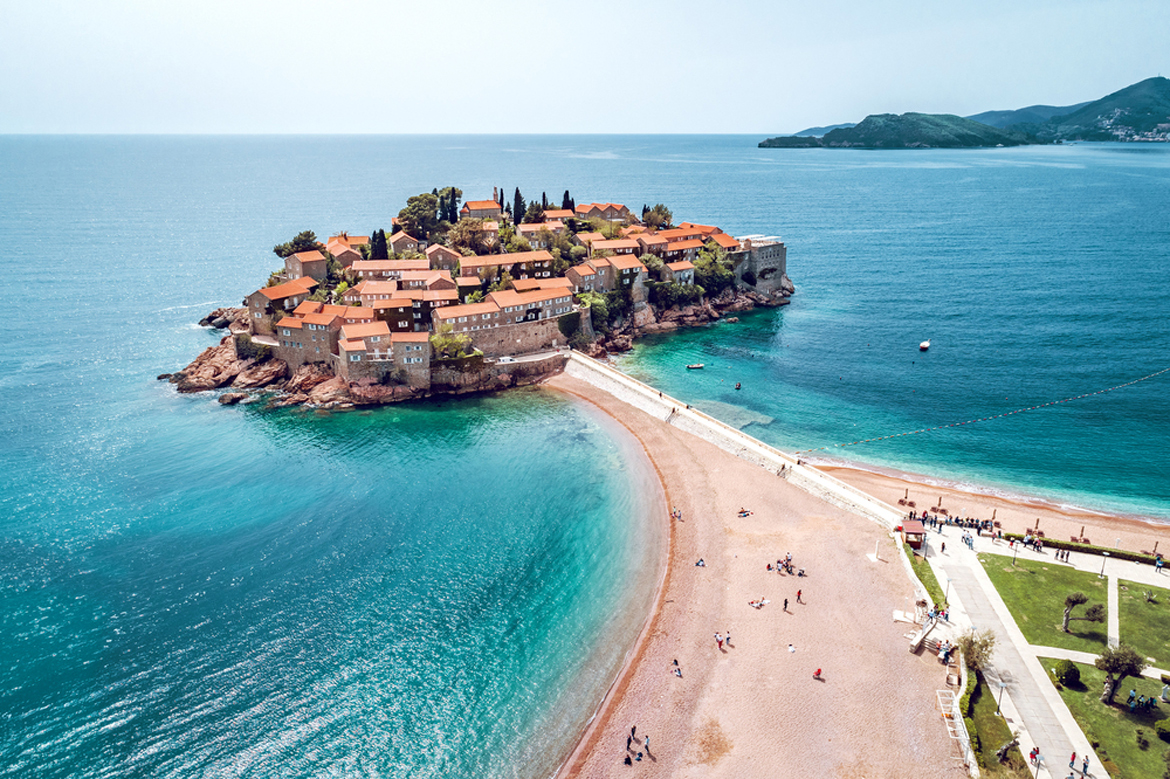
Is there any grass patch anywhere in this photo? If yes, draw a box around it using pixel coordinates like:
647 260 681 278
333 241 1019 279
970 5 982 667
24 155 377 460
903 542 947 608
970 672 1030 776
1118 579 1170 669
978 553 1109 653
1038 657 1169 779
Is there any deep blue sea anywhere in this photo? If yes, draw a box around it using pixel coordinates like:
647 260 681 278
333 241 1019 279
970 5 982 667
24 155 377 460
1 136 1168 777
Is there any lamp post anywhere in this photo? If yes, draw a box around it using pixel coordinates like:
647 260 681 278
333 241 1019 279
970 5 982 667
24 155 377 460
996 681 1007 715
1099 551 1110 579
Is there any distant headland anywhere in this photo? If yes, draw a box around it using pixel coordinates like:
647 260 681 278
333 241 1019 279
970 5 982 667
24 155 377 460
760 76 1170 148
164 191 793 409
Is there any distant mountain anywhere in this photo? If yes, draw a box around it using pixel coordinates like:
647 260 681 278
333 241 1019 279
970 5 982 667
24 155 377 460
759 77 1170 148
760 113 1033 149
966 102 1091 129
793 122 855 137
1031 77 1170 141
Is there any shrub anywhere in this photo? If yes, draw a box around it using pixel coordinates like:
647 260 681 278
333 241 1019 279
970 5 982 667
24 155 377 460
557 312 580 338
1053 658 1080 686
1002 533 1158 565
1156 718 1170 743
569 331 593 351
234 334 271 363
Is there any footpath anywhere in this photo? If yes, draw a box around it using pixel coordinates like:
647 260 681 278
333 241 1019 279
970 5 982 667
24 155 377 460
923 526 1169 779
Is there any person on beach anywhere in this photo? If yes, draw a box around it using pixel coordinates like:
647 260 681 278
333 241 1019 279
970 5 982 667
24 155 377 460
715 633 724 650
624 755 631 766
627 735 632 750
796 589 802 603
1082 754 1089 774
814 668 822 679
783 598 788 611
725 630 731 646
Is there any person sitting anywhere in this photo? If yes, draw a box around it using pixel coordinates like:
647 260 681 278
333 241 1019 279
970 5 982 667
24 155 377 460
695 558 705 567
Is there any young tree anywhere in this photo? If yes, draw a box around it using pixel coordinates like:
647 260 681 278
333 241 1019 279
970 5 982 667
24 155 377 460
1095 643 1148 703
693 239 736 296
273 230 321 258
562 190 572 210
429 322 472 359
513 188 525 226
1062 592 1106 633
953 628 997 670
397 194 440 239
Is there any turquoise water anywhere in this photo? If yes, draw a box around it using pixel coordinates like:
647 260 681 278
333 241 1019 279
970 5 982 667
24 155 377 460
1 136 1168 776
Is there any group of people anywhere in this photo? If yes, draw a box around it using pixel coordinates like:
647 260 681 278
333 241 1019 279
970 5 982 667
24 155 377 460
765 551 804 577
928 607 950 623
910 511 995 535
622 725 649 765
670 507 683 521
935 639 955 664
747 597 770 609
1128 688 1159 713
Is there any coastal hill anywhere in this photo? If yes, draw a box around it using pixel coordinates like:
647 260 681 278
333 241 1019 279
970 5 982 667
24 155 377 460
760 113 1034 149
760 76 1170 148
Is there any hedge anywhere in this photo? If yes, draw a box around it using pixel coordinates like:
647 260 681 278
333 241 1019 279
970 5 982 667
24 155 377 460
1053 658 1080 686
1003 533 1160 565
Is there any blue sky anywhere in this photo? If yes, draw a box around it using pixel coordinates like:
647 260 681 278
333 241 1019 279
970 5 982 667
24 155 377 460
2 0 1166 133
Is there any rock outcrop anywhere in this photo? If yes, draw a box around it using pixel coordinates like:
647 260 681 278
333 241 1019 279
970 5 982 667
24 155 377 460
232 358 288 389
218 392 248 405
305 377 354 409
199 307 248 330
285 362 334 394
170 336 289 393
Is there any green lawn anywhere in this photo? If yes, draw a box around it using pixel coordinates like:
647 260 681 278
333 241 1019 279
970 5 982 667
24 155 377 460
970 672 1029 777
1118 580 1170 669
1038 657 1169 779
905 543 947 608
978 553 1109 653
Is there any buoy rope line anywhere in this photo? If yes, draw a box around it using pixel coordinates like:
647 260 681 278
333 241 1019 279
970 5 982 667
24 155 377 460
795 366 1170 455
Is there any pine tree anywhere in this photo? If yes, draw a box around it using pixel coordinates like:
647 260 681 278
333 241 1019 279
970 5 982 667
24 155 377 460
513 188 524 226
562 190 572 210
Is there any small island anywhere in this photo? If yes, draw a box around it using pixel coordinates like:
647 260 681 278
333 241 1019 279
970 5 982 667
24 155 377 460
166 190 793 408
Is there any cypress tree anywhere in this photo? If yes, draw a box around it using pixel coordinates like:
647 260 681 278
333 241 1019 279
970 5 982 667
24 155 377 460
513 188 524 226
499 188 505 208
562 190 572 210
542 192 548 209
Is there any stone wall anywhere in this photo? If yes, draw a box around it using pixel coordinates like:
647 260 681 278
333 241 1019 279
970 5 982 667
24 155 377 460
732 240 787 293
464 314 580 358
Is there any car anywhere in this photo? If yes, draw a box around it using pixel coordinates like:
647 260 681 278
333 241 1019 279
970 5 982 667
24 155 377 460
497 356 516 363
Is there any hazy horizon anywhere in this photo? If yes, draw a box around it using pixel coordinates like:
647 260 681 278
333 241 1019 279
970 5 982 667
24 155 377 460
2 1 1167 135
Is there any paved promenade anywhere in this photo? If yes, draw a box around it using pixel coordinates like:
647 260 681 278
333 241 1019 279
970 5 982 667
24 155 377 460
923 524 1168 779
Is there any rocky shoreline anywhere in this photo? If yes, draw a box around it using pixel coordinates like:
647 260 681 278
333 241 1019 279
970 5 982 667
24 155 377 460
166 283 792 409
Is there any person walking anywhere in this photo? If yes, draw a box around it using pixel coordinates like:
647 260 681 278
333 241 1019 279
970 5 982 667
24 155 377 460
783 598 788 611
644 736 650 753
1082 754 1089 774
796 589 802 604
725 630 731 647
630 725 636 738
715 633 723 650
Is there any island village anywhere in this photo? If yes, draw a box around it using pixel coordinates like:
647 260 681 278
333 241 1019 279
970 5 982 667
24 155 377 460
170 188 792 406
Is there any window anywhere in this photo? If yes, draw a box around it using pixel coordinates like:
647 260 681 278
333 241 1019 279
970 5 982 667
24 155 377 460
350 354 361 362
282 329 290 336
370 336 380 342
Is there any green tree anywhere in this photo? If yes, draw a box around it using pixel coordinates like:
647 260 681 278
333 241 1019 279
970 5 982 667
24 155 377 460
953 628 997 670
562 190 572 210
273 230 321 258
1062 592 1106 633
643 203 673 229
541 192 548 209
429 323 471 359
397 193 440 239
693 240 736 296
488 271 514 293
438 186 463 222
513 188 525 226
466 290 485 304
641 253 665 274
578 291 609 329
1095 643 1148 703
370 229 389 260
522 200 544 224
448 218 490 255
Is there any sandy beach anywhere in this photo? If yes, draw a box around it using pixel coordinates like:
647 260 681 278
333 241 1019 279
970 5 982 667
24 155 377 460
821 464 1170 558
549 373 967 779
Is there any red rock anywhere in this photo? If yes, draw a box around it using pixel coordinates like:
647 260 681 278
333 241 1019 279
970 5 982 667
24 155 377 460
232 359 288 389
285 362 334 393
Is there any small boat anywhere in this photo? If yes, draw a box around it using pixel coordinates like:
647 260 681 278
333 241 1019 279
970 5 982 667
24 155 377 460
686 363 704 370
919 340 931 352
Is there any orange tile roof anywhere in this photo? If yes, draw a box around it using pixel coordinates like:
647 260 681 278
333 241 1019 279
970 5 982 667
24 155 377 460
567 264 596 277
607 255 647 271
456 276 482 287
301 313 340 327
259 279 316 300
290 276 318 291
542 209 573 219
343 307 376 320
666 239 705 252
293 300 324 315
357 280 400 295
711 233 740 250
575 232 605 245
677 223 723 235
657 228 705 242
339 338 366 352
391 332 430 343
488 287 573 308
388 231 421 245
636 233 668 246
587 257 612 269
512 277 572 292
341 321 391 340
372 298 414 310
460 250 554 270
352 259 430 272
666 260 695 271
463 200 502 210
321 304 350 316
426 244 461 258
276 317 303 329
328 233 369 247
591 239 640 251
435 301 502 320
292 249 327 263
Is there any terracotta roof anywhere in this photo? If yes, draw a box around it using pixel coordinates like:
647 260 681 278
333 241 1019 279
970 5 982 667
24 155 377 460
711 233 740 250
328 234 370 247
259 279 315 300
352 259 430 272
512 277 572 292
372 298 414 310
339 339 366 352
607 255 646 271
341 321 391 340
357 280 400 295
301 313 340 327
321 304 350 317
289 276 318 291
518 220 565 234
636 233 668 246
586 257 612 269
591 239 640 251
463 200 502 210
293 300 323 315
575 232 605 245
666 260 695 271
567 264 596 277
276 317 303 329
435 301 502 320
292 249 327 263
461 250 554 271
391 332 430 343
488 287 573 308
665 239 705 252
343 307 376 320
542 209 573 219
456 276 482 287
677 223 723 235
388 232 421 246
657 228 705 242
426 244 461 258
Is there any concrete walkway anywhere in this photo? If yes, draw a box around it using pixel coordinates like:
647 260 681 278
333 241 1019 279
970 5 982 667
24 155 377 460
921 524 1170 778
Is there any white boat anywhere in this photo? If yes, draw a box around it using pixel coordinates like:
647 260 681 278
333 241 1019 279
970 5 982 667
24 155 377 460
919 340 931 351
